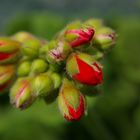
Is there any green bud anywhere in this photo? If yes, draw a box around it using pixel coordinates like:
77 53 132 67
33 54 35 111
39 43 49 59
51 73 62 89
93 27 116 51
46 40 72 63
32 73 54 97
84 18 103 30
12 31 35 43
30 59 48 75
22 39 41 59
65 21 82 30
10 77 35 110
17 61 31 77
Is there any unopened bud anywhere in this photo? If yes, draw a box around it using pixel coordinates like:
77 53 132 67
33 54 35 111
93 27 116 50
66 53 103 85
51 73 62 89
22 39 41 59
17 61 31 77
10 77 35 109
0 38 21 64
32 73 54 97
30 59 48 75
84 18 103 30
12 31 35 43
58 78 86 121
64 27 94 48
39 43 49 59
46 40 72 63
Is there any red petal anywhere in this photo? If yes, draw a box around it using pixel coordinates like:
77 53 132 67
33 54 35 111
64 95 85 121
0 52 17 61
73 57 102 85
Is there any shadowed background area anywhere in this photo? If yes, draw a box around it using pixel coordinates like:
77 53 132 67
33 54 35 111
0 0 140 140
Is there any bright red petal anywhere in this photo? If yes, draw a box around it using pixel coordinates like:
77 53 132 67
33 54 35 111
73 57 102 85
64 95 85 121
0 51 17 61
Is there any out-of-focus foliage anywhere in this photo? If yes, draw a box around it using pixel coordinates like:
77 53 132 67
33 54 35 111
0 12 140 140
5 12 67 40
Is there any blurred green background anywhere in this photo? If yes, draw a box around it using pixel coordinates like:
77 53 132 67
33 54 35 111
0 0 140 140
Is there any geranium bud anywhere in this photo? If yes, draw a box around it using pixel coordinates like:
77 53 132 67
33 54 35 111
64 27 94 48
66 53 103 85
30 59 48 75
32 73 54 97
12 31 35 43
46 40 72 63
0 65 15 92
58 21 82 38
10 78 35 109
58 78 86 121
0 37 20 52
39 43 49 59
22 39 41 59
84 18 103 30
17 61 31 77
0 38 21 64
65 21 82 30
51 73 62 89
93 27 116 50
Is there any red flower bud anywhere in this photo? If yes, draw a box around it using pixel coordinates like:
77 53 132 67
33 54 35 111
58 78 86 121
66 53 103 85
65 27 94 48
0 38 21 64
0 52 18 63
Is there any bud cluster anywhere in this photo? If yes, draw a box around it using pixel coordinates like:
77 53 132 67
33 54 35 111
0 18 116 121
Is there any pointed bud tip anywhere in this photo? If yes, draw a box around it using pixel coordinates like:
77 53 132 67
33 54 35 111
58 78 86 121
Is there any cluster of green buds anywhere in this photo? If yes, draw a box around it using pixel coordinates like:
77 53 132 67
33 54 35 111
0 18 116 121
